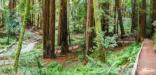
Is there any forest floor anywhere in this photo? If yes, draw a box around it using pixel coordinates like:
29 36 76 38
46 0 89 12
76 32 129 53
0 28 142 75
0 28 82 74
136 39 156 75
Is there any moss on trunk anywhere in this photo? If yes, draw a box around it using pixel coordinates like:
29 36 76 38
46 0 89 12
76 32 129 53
13 0 30 72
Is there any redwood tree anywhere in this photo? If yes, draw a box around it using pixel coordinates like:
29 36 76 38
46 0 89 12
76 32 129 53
43 0 56 58
43 0 50 58
139 0 146 41
131 0 137 33
49 0 56 58
58 0 69 55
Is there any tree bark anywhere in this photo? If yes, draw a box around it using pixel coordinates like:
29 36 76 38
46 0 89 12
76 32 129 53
43 0 50 58
9 0 16 9
139 0 146 41
49 0 56 58
84 0 94 61
131 0 137 33
58 0 69 55
42 0 56 58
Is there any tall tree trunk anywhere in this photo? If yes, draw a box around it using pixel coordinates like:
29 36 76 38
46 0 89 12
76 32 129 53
14 0 30 72
9 0 16 9
131 0 137 33
151 0 156 35
58 0 63 46
84 0 94 62
49 0 56 58
58 0 69 55
83 0 87 65
116 0 125 37
139 0 146 41
43 0 50 58
43 0 56 58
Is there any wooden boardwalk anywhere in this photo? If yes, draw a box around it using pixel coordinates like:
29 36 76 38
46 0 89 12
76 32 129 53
134 39 156 75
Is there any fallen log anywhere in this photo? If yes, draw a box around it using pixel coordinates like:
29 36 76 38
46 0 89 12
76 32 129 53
117 41 135 46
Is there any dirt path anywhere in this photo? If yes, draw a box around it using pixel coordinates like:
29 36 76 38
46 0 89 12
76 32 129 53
136 39 156 75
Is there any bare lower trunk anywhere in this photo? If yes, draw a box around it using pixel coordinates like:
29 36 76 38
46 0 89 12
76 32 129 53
139 0 146 41
58 0 69 55
49 0 56 58
131 0 137 33
84 0 94 61
43 0 51 58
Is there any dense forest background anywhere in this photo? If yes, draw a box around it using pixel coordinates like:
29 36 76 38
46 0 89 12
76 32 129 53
0 0 156 75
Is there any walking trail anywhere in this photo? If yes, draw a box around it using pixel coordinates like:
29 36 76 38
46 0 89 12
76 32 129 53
135 39 156 75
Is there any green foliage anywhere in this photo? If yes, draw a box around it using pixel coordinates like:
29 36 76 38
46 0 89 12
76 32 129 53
36 43 139 75
152 21 156 51
19 50 41 67
152 21 156 32
71 34 85 47
17 0 26 16
41 61 105 75
14 0 30 72
90 43 140 75
18 43 42 67
4 11 21 34
0 36 16 49
0 36 14 44
91 32 117 62
1 1 21 44
69 0 86 33
146 16 152 37
94 32 118 49
14 44 43 74
2 5 21 34
103 34 118 49
106 43 140 75
1 65 12 74
0 43 140 75
44 62 62 75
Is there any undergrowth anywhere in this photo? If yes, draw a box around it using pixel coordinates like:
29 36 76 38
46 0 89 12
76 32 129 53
45 43 140 75
0 36 16 49
0 43 140 75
